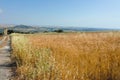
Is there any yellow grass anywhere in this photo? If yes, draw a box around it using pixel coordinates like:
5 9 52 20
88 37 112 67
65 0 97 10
11 32 120 80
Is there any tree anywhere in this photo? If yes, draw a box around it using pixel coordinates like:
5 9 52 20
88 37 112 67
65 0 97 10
53 29 63 33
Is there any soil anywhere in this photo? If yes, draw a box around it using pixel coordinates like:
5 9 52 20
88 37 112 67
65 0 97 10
0 36 12 80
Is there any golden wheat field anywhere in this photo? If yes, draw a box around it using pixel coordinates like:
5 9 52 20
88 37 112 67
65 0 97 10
11 32 120 80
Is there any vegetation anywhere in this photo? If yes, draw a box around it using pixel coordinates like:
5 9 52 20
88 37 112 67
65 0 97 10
11 32 120 80
53 29 64 33
0 24 118 35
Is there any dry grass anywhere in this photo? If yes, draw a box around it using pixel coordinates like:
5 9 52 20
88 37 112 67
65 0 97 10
11 32 120 80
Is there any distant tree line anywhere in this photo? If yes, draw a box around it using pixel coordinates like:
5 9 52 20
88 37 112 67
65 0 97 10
53 29 64 33
7 30 38 34
43 29 64 33
0 28 64 35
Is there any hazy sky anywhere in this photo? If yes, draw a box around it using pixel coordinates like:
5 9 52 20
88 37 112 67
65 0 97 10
0 0 120 28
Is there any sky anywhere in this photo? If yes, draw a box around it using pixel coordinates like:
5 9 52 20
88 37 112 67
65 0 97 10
0 0 120 28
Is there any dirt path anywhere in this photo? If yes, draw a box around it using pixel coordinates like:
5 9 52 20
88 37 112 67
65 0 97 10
0 36 12 80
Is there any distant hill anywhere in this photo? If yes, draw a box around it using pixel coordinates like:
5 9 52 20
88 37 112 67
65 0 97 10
14 25 33 29
0 24 120 34
9 25 38 33
0 24 14 28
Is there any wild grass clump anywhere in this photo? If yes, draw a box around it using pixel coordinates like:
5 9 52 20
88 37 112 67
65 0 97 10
12 32 120 80
11 35 56 80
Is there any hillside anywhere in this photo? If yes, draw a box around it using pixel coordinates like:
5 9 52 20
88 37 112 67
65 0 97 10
0 24 119 34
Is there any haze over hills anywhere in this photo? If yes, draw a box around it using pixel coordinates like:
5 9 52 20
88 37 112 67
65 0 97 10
0 24 15 28
0 24 120 34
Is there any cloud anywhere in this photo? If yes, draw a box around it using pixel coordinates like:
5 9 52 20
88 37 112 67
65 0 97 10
0 9 3 14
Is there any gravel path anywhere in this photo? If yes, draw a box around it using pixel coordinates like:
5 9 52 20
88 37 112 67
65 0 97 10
0 36 12 80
